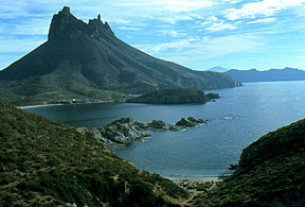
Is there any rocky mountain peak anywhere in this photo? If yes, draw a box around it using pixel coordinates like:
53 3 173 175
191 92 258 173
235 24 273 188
61 6 71 15
48 7 114 41
48 6 86 41
88 15 114 35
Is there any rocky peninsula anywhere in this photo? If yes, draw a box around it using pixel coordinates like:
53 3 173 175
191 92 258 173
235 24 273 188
76 116 207 144
126 88 219 104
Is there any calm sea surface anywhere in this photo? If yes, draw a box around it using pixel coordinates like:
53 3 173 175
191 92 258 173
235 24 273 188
24 81 305 180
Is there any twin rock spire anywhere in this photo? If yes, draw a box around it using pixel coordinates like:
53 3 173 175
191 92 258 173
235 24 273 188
48 6 114 41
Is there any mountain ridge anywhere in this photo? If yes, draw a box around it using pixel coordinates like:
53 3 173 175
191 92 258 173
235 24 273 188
225 67 305 82
0 6 234 105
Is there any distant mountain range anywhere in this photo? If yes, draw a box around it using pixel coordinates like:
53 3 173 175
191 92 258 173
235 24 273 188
225 67 305 82
0 6 234 105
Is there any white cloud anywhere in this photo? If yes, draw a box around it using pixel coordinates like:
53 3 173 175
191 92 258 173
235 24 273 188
157 0 214 12
195 15 205 20
139 33 264 69
118 26 142 31
220 0 241 4
159 15 193 24
209 16 219 21
109 18 131 25
248 17 277 24
135 33 263 59
200 16 237 32
206 21 237 31
117 0 214 13
224 0 305 20
159 30 188 37
136 37 199 53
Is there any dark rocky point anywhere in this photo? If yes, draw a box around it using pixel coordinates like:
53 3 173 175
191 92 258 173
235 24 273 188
127 88 220 104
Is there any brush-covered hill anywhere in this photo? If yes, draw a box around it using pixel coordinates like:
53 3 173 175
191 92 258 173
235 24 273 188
0 103 188 207
189 119 305 207
0 6 234 105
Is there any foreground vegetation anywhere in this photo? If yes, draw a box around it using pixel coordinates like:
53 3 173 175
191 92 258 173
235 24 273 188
0 103 188 207
189 119 305 207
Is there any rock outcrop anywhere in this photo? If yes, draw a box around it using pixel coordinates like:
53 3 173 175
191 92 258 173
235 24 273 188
176 117 207 127
77 117 152 144
77 116 207 144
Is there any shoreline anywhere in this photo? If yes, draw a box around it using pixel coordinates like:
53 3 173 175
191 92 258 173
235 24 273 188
163 173 231 183
19 103 66 109
18 100 118 109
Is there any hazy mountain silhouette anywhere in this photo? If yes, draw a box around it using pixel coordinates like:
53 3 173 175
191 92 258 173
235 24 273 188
0 6 234 105
225 67 305 82
207 66 229 73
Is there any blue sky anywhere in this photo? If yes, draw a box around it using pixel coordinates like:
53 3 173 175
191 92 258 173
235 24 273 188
1 0 305 71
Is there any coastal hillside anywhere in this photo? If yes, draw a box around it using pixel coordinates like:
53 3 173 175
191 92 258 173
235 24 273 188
0 103 188 207
189 118 305 207
0 6 234 105
225 67 305 82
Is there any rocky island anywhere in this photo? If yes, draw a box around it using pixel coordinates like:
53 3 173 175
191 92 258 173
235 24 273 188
77 116 207 144
126 88 219 104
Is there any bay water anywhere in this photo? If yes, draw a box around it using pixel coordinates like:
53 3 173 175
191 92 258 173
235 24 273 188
24 81 305 180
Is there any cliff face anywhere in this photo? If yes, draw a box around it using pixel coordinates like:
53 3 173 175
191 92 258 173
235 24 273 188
0 6 234 105
189 119 305 207
0 103 188 206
